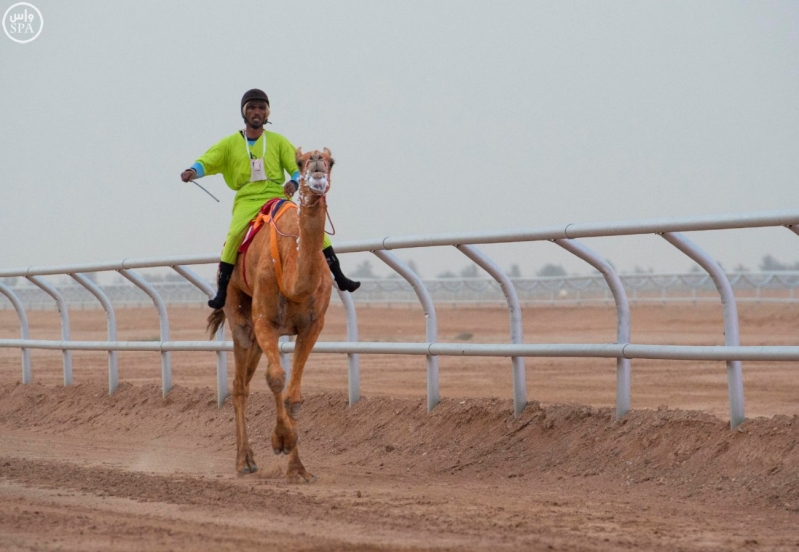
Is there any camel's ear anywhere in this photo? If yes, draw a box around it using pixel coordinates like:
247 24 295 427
295 147 308 171
323 147 335 169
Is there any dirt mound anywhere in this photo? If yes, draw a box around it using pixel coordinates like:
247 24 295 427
1 382 797 513
4 305 799 549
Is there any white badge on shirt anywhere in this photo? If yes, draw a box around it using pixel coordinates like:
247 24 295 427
243 131 268 182
250 158 266 181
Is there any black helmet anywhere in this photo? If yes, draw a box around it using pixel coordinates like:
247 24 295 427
241 88 269 116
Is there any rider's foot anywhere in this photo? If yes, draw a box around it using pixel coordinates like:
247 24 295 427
208 262 235 309
322 246 360 293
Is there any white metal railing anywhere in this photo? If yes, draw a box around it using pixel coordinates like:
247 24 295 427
3 270 799 310
2 210 799 428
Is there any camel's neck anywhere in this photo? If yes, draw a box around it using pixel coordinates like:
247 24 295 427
289 187 327 296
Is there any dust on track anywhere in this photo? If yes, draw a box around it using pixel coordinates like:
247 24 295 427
1 382 798 551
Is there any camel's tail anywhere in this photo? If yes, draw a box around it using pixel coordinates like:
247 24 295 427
206 308 226 339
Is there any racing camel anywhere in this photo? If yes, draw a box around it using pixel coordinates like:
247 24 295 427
208 148 334 482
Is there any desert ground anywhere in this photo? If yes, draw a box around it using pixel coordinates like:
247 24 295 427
0 302 798 550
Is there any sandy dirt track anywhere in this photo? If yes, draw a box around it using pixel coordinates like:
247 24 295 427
0 304 798 550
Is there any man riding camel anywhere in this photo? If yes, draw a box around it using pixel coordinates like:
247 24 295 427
180 88 360 309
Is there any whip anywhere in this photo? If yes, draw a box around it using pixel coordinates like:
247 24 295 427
190 180 220 202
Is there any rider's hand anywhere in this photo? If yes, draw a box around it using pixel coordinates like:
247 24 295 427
284 179 299 197
181 169 197 182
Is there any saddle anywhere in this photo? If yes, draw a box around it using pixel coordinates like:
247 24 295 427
238 198 298 293
239 198 293 254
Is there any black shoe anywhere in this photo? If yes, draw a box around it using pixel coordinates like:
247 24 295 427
323 246 360 293
208 262 235 309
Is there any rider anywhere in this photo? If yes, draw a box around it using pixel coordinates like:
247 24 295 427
180 88 360 309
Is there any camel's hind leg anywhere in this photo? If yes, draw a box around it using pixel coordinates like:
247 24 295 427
226 288 262 474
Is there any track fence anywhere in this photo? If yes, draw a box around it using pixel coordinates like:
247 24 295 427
4 270 799 310
2 210 799 428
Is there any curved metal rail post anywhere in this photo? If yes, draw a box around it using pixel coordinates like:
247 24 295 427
118 268 172 397
70 273 119 395
554 239 632 419
335 287 361 406
456 245 527 417
27 275 72 386
661 232 744 428
172 265 228 407
373 250 440 411
0 283 32 384
788 226 799 302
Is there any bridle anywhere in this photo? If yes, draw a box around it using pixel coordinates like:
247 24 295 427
297 155 331 208
286 153 337 236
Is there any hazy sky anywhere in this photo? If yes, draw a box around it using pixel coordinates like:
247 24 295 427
2 1 798 278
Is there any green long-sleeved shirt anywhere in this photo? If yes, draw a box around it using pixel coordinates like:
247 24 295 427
194 130 299 206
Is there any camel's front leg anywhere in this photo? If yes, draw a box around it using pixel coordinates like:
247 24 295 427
284 318 324 420
252 318 297 458
282 320 324 483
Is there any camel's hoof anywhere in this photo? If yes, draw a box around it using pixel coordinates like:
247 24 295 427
239 463 258 474
287 470 317 484
271 428 297 456
237 450 258 474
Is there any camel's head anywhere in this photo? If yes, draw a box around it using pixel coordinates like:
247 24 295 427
296 147 334 195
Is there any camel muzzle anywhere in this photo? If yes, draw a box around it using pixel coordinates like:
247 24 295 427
307 174 329 194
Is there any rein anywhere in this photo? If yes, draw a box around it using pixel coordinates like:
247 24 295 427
269 200 299 239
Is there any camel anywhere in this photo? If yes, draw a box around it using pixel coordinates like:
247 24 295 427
207 147 334 482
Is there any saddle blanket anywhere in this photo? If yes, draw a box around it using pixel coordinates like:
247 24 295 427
238 198 295 254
